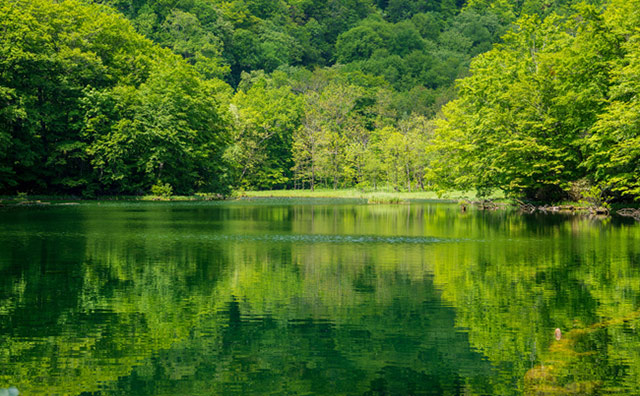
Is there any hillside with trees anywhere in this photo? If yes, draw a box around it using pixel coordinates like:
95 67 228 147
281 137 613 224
4 0 640 203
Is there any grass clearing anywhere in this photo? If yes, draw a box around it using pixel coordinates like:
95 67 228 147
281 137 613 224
237 188 505 203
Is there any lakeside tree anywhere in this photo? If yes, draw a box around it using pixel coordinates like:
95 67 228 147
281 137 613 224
0 0 231 196
84 62 231 195
428 0 640 201
226 71 303 189
584 0 640 200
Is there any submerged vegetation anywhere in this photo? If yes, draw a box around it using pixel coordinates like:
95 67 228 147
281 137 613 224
1 0 639 203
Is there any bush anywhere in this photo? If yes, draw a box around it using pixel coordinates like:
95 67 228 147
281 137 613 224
151 182 173 197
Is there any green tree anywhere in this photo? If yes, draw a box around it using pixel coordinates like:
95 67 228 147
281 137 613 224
292 91 324 190
159 9 229 79
428 10 610 200
292 74 376 190
85 61 231 195
584 0 640 200
0 0 231 196
225 71 303 189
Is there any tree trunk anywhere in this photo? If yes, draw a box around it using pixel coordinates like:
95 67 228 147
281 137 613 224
311 161 315 192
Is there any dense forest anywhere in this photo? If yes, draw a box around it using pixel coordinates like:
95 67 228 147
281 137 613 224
2 0 638 202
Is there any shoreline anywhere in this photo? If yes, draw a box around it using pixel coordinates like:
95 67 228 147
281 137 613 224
1 190 638 221
0 189 503 205
237 188 504 202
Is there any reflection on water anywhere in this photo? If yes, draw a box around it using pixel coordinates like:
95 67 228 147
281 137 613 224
0 200 640 395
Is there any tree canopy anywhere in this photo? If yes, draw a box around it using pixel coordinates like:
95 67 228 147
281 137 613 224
429 0 640 201
4 0 639 202
0 0 230 195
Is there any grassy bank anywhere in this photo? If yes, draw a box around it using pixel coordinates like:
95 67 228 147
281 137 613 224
237 188 505 203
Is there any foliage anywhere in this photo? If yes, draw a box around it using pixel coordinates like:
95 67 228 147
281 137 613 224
584 0 640 200
429 1 640 201
150 181 173 197
225 71 303 189
0 0 231 196
4 0 640 202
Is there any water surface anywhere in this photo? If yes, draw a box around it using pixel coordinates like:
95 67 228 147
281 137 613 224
1 199 639 395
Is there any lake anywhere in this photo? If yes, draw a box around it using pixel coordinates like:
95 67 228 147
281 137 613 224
1 199 639 395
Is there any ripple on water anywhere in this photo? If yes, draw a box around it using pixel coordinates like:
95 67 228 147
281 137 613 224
201 233 454 244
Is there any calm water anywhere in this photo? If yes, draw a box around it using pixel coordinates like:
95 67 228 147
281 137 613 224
1 199 640 395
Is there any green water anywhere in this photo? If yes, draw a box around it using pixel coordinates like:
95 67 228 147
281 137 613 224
1 199 640 395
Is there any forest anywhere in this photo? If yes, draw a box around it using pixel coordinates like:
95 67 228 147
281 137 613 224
1 0 639 202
